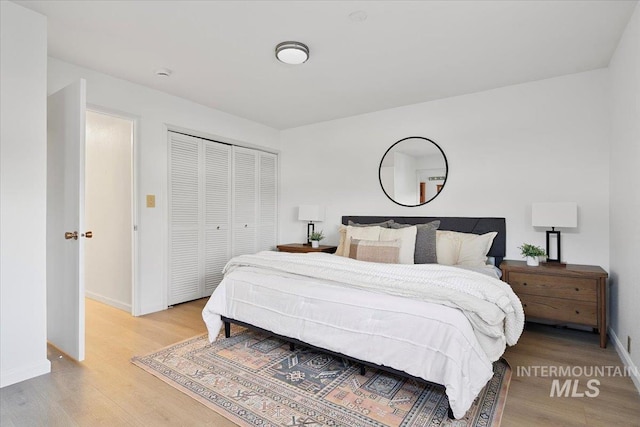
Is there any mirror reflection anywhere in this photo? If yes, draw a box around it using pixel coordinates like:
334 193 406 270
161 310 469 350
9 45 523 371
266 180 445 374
379 137 448 207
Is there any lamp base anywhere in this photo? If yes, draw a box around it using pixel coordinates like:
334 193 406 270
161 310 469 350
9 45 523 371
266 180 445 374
546 229 561 263
541 261 567 267
306 222 315 245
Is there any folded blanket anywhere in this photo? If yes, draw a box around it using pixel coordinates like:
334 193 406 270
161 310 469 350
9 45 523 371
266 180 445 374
224 251 524 361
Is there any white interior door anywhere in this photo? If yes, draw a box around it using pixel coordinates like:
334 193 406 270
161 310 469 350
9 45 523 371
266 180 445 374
258 153 277 251
47 79 86 361
232 147 257 257
168 132 201 305
204 141 231 295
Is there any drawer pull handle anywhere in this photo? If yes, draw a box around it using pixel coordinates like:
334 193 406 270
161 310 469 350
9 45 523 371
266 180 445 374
575 288 579 291
523 303 527 308
523 282 527 286
575 310 580 314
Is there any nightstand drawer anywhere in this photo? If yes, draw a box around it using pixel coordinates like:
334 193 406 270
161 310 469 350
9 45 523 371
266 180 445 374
519 294 597 326
509 272 597 302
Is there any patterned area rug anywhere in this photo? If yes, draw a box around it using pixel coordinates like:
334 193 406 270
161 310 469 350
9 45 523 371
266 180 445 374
132 330 511 426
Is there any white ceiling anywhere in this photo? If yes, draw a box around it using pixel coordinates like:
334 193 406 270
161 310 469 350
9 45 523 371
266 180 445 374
18 0 637 130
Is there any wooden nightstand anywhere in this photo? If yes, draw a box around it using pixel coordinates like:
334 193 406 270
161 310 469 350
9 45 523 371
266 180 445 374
276 243 337 254
500 260 609 348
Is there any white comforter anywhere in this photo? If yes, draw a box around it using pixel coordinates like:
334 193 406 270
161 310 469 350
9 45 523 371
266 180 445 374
221 251 524 360
202 251 524 419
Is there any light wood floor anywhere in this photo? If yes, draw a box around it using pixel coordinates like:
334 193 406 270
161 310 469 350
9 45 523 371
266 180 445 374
1 298 639 426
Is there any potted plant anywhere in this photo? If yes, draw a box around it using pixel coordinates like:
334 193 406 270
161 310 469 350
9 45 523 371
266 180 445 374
309 230 325 248
518 243 546 266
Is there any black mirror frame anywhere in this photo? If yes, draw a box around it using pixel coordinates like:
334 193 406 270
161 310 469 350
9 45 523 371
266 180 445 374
378 136 449 207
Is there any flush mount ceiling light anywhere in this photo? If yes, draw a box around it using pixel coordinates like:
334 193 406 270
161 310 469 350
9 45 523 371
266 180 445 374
275 41 309 65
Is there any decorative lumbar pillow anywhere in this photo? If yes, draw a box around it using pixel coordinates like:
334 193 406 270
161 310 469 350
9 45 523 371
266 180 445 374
379 226 417 264
349 238 401 264
340 225 383 257
348 219 395 228
337 221 393 256
391 220 440 264
436 230 498 266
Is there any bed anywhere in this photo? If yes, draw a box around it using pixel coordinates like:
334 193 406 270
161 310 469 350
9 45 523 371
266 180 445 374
202 216 524 419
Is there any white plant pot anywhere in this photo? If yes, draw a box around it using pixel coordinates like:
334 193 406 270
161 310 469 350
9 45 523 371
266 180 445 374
526 256 539 267
311 240 319 248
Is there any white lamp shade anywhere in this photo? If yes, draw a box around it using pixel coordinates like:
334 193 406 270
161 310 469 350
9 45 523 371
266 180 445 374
298 205 324 222
532 202 578 228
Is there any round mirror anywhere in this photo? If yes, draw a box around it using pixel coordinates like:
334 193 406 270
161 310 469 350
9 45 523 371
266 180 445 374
379 136 448 207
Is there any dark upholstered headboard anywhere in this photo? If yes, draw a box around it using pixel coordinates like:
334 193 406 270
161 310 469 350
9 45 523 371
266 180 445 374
341 216 506 266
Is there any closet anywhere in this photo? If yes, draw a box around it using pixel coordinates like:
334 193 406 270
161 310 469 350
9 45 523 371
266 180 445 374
168 132 277 305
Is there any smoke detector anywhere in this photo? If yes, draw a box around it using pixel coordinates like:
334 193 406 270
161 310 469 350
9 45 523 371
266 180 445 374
155 68 172 77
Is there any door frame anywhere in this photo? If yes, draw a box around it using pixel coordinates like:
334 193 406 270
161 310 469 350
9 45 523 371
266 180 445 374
87 105 141 316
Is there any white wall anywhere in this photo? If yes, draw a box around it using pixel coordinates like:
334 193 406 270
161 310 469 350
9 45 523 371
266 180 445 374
48 58 281 315
280 70 611 269
85 110 133 311
393 152 417 205
608 2 640 389
0 2 51 387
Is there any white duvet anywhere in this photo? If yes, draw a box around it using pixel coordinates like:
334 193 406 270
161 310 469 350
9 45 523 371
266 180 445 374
202 251 524 419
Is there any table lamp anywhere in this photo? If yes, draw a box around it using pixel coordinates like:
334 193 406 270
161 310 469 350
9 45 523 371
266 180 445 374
532 202 578 263
298 205 324 245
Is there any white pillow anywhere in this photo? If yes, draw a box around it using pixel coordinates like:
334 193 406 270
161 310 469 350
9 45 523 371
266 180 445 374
436 230 498 267
341 225 382 257
380 226 417 264
436 231 460 265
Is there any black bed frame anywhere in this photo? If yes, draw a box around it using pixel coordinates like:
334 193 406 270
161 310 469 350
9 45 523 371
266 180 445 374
222 216 507 420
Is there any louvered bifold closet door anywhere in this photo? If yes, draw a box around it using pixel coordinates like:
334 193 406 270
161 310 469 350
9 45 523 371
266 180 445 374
168 133 202 305
203 141 231 296
232 146 257 257
258 153 277 251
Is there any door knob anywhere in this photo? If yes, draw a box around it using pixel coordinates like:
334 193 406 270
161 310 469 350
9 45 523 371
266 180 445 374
82 231 93 238
64 231 78 240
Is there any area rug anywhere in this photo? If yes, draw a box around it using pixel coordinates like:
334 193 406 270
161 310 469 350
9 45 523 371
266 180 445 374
132 330 511 426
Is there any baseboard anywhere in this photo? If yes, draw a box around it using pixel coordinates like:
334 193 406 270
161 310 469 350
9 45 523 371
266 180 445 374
138 303 166 316
85 291 131 313
609 327 640 394
0 359 51 388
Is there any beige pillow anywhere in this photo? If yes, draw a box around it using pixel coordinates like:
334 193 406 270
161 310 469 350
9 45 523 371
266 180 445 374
336 222 394 256
339 225 382 257
379 226 417 264
436 231 460 265
349 238 401 264
436 230 498 266
335 225 348 256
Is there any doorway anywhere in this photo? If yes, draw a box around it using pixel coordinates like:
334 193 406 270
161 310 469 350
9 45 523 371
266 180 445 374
85 109 135 313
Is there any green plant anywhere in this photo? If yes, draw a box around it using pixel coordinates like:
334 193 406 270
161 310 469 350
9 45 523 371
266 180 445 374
309 230 325 241
518 243 546 258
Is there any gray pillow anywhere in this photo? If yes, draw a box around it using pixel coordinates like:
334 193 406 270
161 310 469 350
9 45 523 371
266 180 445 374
390 220 440 264
348 219 395 228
